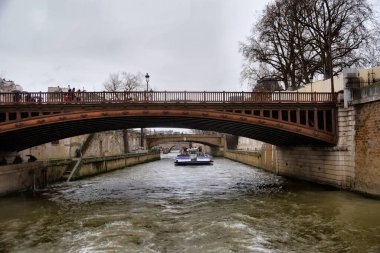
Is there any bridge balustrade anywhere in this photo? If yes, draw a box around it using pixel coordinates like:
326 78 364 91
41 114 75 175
0 91 336 105
0 90 339 150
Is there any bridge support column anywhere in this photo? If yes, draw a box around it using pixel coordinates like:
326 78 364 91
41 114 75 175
343 68 357 108
272 106 357 192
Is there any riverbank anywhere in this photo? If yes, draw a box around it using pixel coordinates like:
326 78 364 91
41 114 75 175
0 151 160 196
224 148 380 199
224 146 276 174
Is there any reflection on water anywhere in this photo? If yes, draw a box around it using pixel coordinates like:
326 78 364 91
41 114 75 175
0 154 379 253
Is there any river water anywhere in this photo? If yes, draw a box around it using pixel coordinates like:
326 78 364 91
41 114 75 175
0 154 379 253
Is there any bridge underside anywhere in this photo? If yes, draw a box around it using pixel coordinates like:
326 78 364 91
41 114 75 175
0 109 336 152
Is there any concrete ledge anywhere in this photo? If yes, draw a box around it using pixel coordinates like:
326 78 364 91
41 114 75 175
70 152 161 180
224 148 276 173
352 95 380 105
0 152 160 196
0 161 49 196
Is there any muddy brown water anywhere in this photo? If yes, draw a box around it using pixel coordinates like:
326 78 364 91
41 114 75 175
0 154 379 252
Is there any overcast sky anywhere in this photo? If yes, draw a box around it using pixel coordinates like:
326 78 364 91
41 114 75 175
1 0 379 92
0 0 272 92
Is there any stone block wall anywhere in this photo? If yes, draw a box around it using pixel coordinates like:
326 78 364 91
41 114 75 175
18 130 143 161
0 162 48 195
354 101 380 196
84 131 124 157
275 107 356 189
225 102 380 197
73 152 160 180
19 135 88 160
0 152 160 196
84 130 142 157
236 137 264 151
224 150 263 169
226 107 358 191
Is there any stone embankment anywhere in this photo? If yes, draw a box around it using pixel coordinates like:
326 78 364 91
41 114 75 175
225 102 380 198
0 152 160 196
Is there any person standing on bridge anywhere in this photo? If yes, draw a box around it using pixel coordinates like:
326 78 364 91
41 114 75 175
71 88 76 101
12 91 21 103
76 89 82 102
65 88 72 102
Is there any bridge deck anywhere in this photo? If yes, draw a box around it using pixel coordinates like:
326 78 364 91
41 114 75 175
0 91 338 151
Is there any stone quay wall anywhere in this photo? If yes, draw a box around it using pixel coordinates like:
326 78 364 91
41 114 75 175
0 152 160 196
226 102 380 198
0 162 49 196
353 101 380 196
224 144 276 173
71 152 160 180
274 107 356 190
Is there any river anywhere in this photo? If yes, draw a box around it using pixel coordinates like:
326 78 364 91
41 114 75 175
0 154 379 253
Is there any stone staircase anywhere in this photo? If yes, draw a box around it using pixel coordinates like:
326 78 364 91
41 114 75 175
61 133 95 181
61 159 79 181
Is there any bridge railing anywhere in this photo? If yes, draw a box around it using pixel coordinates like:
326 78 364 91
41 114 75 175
0 91 337 104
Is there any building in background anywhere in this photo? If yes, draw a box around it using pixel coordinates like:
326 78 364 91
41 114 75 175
0 78 23 92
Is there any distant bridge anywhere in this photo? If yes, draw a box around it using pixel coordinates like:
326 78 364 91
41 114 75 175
0 90 337 152
145 134 225 149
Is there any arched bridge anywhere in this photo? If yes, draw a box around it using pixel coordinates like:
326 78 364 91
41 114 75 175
145 134 225 149
0 91 337 152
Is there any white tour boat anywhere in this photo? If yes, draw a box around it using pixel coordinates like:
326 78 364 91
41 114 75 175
175 147 213 165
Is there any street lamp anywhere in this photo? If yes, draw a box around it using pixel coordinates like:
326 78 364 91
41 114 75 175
145 73 150 91
141 73 150 149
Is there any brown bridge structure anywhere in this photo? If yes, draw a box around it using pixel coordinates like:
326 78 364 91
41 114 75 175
145 134 225 150
0 90 338 152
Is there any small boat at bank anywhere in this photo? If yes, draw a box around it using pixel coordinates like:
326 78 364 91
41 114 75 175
175 147 213 165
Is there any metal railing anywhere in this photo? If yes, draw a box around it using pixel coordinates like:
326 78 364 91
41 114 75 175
0 91 337 105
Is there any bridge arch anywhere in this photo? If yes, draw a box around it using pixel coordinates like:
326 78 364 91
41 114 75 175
0 108 336 152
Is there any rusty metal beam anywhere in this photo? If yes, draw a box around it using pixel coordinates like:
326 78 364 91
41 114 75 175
0 108 337 152
0 91 338 152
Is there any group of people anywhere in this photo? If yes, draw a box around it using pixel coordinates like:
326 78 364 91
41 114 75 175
64 87 82 102
12 91 40 103
180 146 204 156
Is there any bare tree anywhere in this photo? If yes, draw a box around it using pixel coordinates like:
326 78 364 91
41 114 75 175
103 72 143 92
241 0 318 90
241 0 376 91
298 0 373 92
104 73 122 92
360 25 380 68
103 71 144 153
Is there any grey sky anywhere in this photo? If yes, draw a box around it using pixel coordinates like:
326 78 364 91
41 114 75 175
1 0 379 92
0 0 270 92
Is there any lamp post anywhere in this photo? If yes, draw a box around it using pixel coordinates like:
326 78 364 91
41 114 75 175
141 73 150 149
145 73 150 91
